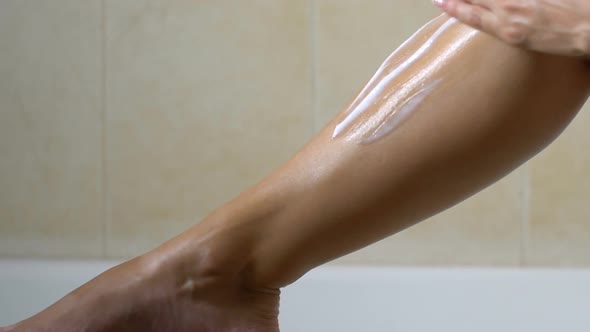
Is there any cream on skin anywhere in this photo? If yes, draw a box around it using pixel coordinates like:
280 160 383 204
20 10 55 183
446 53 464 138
361 78 443 144
333 18 477 144
332 18 456 139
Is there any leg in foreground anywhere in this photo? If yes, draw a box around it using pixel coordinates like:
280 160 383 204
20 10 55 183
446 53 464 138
2 15 589 332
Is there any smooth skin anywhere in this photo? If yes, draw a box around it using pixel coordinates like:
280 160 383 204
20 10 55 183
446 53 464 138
434 0 590 56
2 15 589 332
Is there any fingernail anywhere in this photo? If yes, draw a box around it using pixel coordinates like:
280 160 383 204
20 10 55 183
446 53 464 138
433 0 446 9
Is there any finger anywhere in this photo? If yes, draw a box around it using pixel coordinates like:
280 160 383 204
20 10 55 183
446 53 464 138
464 0 496 11
436 0 501 36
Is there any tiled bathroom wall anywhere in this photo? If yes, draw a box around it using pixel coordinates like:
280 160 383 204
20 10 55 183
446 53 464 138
1 0 589 266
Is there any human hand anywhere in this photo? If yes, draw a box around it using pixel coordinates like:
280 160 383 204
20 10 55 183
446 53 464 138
433 0 590 56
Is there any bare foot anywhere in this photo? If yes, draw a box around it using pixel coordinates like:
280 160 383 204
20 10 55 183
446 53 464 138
0 230 281 332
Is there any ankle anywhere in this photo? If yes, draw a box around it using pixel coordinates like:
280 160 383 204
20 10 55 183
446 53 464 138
139 220 264 293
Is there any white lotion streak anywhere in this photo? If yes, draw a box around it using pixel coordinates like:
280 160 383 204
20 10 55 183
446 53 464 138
341 19 440 123
332 18 479 144
361 79 442 144
332 18 457 139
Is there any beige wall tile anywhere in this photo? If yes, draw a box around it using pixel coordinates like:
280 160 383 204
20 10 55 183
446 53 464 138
315 0 439 130
318 0 522 266
0 1 103 257
331 170 523 266
105 1 312 257
528 101 590 266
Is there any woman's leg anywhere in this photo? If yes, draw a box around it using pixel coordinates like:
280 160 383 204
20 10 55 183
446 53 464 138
3 14 589 332
206 14 590 288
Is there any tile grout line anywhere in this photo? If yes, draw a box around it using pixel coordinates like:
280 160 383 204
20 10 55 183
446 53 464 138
100 0 110 259
309 0 319 134
520 164 531 267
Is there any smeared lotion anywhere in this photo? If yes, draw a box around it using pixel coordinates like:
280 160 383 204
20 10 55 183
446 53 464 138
332 18 478 144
